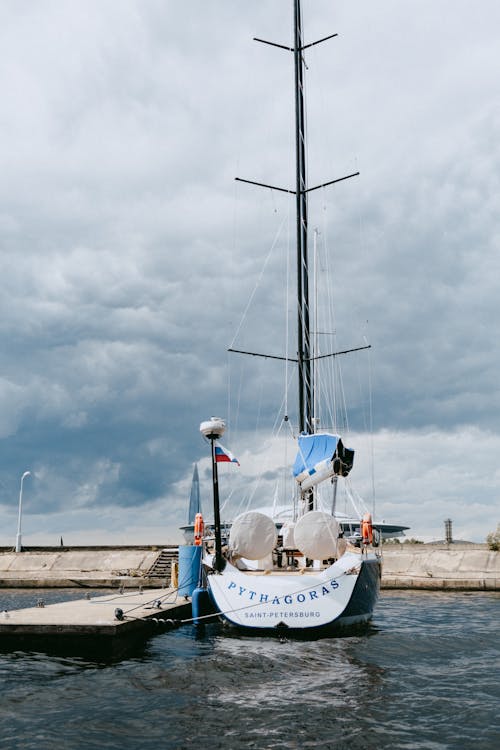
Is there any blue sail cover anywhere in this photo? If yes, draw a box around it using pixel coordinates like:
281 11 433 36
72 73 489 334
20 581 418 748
293 433 354 492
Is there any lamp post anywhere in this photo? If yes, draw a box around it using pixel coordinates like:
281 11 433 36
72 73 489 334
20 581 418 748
15 471 31 553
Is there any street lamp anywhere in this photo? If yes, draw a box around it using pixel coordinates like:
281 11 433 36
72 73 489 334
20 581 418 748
15 471 31 553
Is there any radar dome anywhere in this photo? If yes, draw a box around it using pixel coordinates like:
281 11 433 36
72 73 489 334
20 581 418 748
200 417 226 439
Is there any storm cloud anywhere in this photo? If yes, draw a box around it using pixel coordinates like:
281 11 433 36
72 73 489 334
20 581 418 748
0 1 498 545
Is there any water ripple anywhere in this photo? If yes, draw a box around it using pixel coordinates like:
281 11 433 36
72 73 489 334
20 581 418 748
0 590 498 749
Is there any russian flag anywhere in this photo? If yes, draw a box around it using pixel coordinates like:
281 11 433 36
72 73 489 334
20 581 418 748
215 444 240 466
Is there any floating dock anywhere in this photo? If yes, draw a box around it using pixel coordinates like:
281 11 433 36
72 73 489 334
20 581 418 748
0 587 192 654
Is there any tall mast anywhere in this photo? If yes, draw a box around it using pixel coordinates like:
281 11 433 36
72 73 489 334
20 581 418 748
231 8 364 441
294 0 312 436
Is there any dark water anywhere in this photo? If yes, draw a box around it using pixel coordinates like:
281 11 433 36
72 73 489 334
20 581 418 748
0 590 498 750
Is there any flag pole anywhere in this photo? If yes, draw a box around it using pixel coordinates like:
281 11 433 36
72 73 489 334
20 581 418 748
210 437 225 572
200 417 229 573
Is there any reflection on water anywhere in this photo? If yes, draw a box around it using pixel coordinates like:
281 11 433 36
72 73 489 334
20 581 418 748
0 590 498 749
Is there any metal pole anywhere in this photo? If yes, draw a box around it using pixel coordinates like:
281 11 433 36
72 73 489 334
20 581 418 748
210 439 225 572
331 476 338 516
15 471 31 553
294 0 312 435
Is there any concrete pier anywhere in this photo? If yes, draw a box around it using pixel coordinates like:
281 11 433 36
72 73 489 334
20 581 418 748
0 544 497 591
0 587 192 653
381 545 499 590
0 546 177 588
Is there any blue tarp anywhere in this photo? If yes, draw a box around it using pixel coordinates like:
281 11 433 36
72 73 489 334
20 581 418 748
293 433 354 483
293 433 340 477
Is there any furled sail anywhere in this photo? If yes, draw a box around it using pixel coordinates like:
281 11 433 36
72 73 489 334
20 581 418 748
293 433 354 493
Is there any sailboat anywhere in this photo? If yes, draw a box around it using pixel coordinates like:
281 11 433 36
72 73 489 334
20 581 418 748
197 1 384 634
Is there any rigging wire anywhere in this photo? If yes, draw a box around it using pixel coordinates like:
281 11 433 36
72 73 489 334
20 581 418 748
216 7 376 528
229 214 287 350
367 337 376 517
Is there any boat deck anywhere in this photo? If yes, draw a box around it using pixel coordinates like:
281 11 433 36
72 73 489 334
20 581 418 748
232 544 364 575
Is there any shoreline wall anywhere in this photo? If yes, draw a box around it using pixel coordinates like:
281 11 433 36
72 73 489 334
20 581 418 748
380 545 499 590
0 544 498 590
0 547 169 588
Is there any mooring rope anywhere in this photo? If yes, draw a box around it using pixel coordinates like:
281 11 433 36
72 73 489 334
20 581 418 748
118 564 360 627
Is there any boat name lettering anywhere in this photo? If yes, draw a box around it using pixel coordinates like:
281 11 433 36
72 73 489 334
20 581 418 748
226 578 339 604
244 611 321 619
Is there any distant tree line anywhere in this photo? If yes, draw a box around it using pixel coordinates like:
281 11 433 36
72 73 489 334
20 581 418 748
486 524 500 551
382 537 424 545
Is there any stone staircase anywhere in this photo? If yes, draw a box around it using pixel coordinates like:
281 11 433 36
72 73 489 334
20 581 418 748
146 547 178 582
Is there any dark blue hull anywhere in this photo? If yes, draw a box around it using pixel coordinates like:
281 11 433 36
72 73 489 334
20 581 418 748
340 556 381 621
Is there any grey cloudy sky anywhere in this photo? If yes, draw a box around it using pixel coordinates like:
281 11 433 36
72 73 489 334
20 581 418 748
0 0 498 546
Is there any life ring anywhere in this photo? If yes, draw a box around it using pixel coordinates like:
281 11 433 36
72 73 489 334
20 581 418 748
194 513 204 546
361 512 373 545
